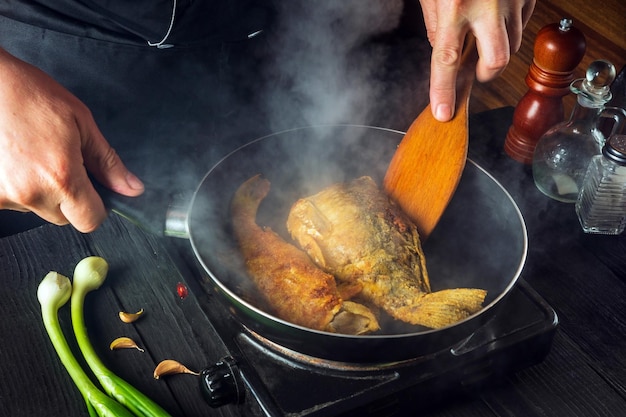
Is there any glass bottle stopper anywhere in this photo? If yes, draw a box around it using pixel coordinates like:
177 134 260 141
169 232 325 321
571 59 616 104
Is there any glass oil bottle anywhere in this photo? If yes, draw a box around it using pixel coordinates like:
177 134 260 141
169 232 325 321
532 60 625 202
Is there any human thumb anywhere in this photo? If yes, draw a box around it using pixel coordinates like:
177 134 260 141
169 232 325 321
81 120 144 197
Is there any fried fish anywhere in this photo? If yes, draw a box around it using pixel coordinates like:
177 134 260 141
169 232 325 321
230 175 379 335
287 176 487 329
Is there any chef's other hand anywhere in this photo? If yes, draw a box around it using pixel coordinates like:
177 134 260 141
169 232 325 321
0 48 144 233
419 0 536 121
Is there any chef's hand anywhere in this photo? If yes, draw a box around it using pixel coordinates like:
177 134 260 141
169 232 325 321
419 0 536 121
0 48 144 233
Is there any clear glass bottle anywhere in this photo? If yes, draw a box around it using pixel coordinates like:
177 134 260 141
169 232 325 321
532 60 620 203
575 134 626 235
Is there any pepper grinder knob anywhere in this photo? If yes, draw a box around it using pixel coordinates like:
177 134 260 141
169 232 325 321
200 356 244 408
504 19 587 164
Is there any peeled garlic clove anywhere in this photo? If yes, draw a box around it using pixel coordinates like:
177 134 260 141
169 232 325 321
119 308 144 323
153 359 199 379
110 336 144 352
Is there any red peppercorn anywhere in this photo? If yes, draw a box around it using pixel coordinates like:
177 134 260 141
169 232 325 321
176 282 189 299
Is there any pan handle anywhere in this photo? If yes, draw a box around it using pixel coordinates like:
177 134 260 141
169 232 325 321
95 180 191 238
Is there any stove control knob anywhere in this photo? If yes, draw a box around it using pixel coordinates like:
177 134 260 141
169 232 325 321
200 356 244 408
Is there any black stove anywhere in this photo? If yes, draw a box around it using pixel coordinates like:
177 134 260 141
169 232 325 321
190 271 557 417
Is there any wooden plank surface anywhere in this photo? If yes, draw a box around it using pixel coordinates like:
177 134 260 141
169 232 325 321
0 216 249 417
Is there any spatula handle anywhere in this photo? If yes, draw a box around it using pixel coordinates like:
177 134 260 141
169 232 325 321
455 34 478 115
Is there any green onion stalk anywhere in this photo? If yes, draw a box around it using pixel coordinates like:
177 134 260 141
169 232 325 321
71 256 171 417
37 271 135 417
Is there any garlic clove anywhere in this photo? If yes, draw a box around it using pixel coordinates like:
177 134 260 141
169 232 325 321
153 359 199 379
118 308 144 323
109 336 145 352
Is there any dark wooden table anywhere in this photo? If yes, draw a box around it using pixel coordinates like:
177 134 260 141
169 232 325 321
1 107 625 417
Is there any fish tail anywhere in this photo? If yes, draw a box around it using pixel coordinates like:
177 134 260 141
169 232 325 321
392 288 487 329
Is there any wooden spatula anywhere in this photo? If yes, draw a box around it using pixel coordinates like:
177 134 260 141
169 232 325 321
383 36 478 239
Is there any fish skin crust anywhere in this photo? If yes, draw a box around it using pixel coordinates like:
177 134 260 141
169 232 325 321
287 176 487 329
230 175 379 334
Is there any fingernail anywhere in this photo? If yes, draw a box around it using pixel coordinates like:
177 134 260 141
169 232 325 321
126 172 144 191
435 104 452 121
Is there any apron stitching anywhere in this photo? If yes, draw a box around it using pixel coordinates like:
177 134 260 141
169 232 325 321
147 0 177 49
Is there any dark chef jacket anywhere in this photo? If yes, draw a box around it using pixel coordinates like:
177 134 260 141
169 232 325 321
0 0 269 46
0 0 275 192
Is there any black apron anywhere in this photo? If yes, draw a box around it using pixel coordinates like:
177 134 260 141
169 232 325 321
0 1 278 235
0 3 274 194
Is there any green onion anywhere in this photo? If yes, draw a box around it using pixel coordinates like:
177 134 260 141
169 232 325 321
37 271 135 417
71 256 172 417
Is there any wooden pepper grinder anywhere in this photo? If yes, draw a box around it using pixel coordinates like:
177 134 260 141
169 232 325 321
504 19 586 163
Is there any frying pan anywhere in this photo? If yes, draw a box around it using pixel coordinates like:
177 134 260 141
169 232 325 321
182 125 527 363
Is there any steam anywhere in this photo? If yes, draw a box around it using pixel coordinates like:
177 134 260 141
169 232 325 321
259 0 429 131
110 1 432 195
